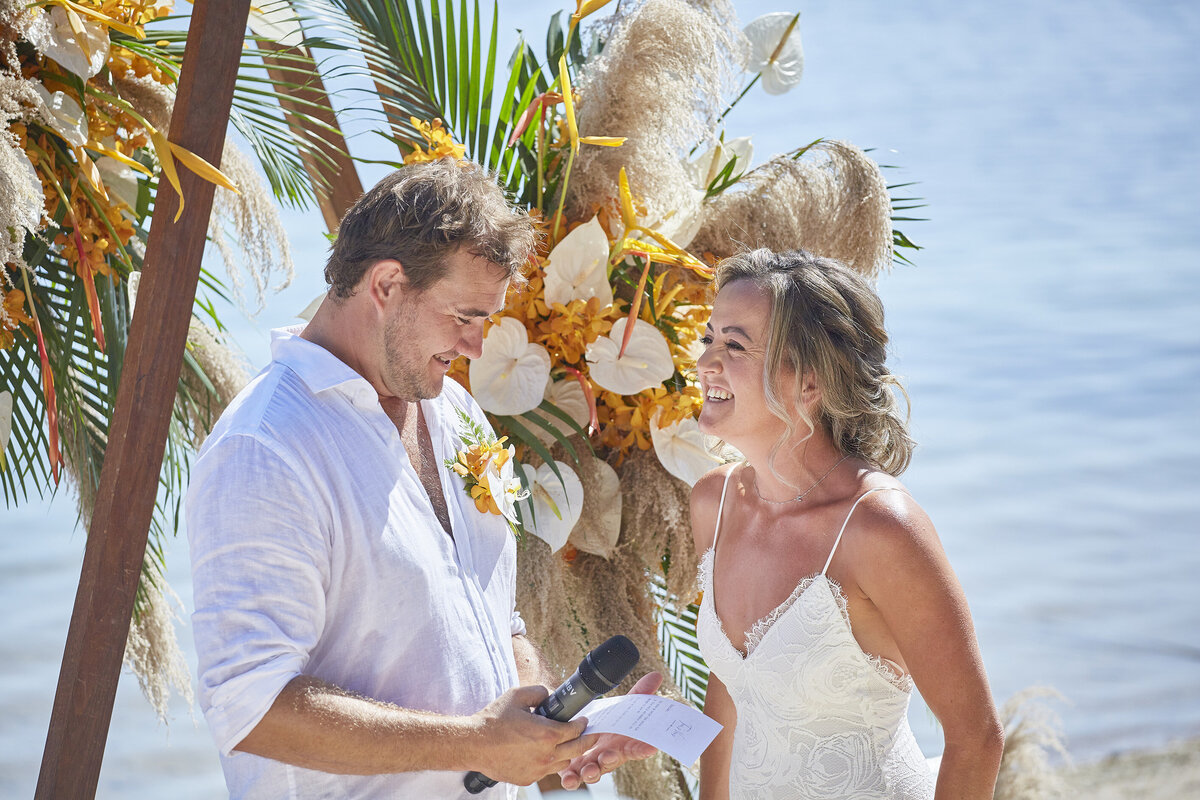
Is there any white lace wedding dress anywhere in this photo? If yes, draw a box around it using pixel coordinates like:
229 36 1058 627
696 475 935 800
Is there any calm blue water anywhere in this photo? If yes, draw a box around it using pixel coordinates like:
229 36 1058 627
3 1 1198 796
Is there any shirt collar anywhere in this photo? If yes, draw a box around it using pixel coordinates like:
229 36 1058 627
270 325 379 407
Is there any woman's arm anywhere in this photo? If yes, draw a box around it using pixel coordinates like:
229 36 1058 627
699 673 736 800
849 493 1004 799
691 465 737 800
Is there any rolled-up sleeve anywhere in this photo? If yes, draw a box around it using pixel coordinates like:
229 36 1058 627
187 434 330 756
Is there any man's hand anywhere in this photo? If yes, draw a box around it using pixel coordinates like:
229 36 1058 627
558 671 664 790
470 685 597 786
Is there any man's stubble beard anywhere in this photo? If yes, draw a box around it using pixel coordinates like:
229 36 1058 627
382 303 443 402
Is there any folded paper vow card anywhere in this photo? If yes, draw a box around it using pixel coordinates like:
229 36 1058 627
580 694 723 766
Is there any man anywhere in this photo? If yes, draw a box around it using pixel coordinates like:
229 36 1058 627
187 159 657 798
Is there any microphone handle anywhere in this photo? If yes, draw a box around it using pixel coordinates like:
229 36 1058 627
463 671 598 793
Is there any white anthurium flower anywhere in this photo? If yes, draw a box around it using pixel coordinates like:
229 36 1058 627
543 215 613 307
30 7 109 79
126 271 141 318
469 316 552 415
687 136 754 192
0 391 12 469
640 198 704 251
745 12 804 95
527 460 584 552
650 408 723 487
247 4 305 47
33 83 88 147
517 377 590 446
482 445 526 526
297 292 326 321
567 456 622 558
585 318 674 396
95 155 140 210
2 137 44 236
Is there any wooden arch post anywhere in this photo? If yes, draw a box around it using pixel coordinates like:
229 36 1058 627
35 1 251 796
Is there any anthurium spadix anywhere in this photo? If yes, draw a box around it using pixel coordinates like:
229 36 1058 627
745 12 804 95
470 317 552 415
544 216 614 307
650 408 723 486
527 460 584 552
517 378 591 446
585 318 674 396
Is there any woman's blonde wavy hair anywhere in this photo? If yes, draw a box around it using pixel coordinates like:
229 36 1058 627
714 248 915 476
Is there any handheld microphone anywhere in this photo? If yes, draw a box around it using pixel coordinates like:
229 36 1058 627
463 634 640 794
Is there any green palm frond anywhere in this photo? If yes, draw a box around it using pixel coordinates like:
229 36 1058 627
651 575 710 711
117 14 358 208
321 0 548 193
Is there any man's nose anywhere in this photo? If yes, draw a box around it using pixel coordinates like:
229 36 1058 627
460 323 485 360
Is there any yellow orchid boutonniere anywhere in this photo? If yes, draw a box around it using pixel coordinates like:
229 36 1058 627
445 409 529 536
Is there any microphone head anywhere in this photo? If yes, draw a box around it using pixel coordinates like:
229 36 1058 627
578 635 640 695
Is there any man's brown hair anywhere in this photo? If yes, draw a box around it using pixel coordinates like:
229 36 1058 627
324 158 536 297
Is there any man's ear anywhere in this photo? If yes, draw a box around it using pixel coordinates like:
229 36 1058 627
363 259 408 313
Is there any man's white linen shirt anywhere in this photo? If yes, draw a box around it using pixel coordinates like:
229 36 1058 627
187 328 524 799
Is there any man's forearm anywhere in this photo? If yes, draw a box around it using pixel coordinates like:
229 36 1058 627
234 675 478 775
512 634 559 689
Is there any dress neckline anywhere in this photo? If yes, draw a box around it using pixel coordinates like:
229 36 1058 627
699 547 913 691
701 546 830 661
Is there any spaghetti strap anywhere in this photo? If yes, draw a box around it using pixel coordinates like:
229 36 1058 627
711 466 738 550
821 487 904 575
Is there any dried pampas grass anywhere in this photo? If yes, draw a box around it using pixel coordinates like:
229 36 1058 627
112 72 174 133
567 0 746 242
516 449 699 800
123 561 195 724
181 321 250 447
993 687 1070 800
208 143 294 313
690 140 894 279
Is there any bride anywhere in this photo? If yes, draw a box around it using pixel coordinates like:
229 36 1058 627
691 249 1004 799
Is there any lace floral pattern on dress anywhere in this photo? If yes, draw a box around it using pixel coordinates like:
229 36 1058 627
696 546 935 799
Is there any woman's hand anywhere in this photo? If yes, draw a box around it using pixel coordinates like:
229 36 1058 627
557 671 664 789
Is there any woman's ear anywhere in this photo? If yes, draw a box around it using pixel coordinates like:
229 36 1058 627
799 371 822 416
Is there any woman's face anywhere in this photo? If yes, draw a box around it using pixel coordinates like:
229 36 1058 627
696 279 789 445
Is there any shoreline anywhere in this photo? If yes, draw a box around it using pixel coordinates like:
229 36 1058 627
1064 737 1200 799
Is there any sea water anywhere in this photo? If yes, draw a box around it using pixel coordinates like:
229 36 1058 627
2 1 1197 796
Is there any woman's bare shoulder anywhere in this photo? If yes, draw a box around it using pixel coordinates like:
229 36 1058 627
690 461 739 551
841 475 939 559
830 475 955 600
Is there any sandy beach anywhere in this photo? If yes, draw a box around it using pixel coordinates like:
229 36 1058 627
1065 738 1200 800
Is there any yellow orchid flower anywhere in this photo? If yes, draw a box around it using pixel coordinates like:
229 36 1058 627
40 0 147 39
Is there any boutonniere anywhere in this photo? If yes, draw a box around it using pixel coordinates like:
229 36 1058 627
445 409 529 536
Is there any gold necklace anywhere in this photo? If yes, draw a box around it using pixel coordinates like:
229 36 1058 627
750 454 850 504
